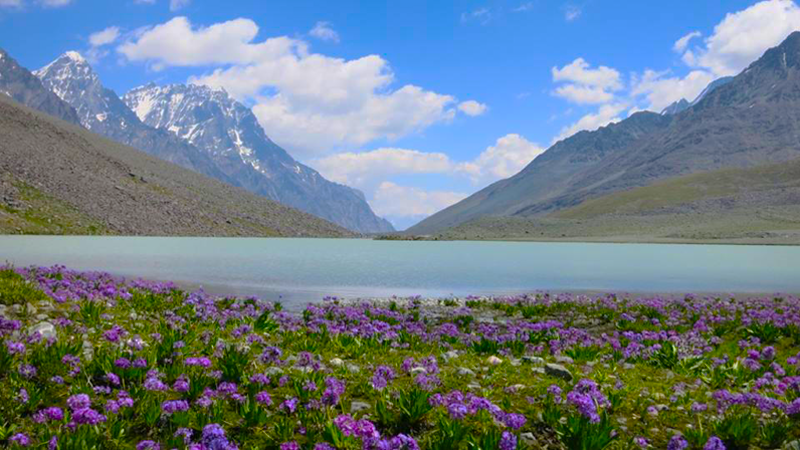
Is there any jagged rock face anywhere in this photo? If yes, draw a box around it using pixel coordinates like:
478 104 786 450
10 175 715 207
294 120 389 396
661 98 689 115
0 49 81 125
34 53 231 182
123 83 394 233
409 31 800 235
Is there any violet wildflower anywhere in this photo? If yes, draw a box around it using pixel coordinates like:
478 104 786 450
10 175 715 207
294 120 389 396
280 443 299 450
634 437 649 448
162 399 190 414
255 391 272 405
67 393 91 410
668 435 688 450
322 377 345 406
281 397 298 414
704 437 726 450
499 431 517 450
136 441 160 450
9 433 30 447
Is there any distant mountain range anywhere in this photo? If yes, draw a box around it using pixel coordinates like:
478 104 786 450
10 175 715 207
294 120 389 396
408 31 800 237
0 94 352 237
0 49 391 233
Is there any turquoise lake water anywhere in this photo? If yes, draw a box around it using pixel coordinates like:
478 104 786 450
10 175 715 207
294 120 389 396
1 236 799 309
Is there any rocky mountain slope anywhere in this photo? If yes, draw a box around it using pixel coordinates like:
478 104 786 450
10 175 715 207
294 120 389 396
0 94 352 237
0 49 80 125
122 83 393 233
409 31 800 236
34 52 231 181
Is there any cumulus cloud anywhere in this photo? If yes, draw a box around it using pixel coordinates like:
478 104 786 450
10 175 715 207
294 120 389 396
631 69 715 111
117 17 472 157
551 58 622 104
371 182 467 219
457 100 487 116
673 31 701 53
309 21 339 43
312 133 542 190
684 0 800 77
457 134 544 183
313 148 453 187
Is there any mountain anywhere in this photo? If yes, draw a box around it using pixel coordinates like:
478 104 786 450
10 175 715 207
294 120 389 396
34 52 233 183
122 83 394 233
0 48 80 125
0 94 352 237
660 98 689 115
690 76 733 106
409 31 800 236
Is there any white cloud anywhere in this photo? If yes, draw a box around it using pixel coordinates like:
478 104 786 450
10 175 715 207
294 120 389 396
684 0 800 76
551 58 622 105
564 5 581 21
554 103 627 143
135 0 156 3
118 17 472 157
312 133 542 190
89 26 120 47
673 31 701 53
371 182 467 219
313 148 453 187
457 100 487 116
631 69 715 111
309 21 339 43
457 134 545 183
0 0 22 7
169 0 190 11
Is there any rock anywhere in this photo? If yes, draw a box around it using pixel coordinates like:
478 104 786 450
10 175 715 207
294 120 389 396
442 350 460 361
28 321 56 340
532 367 546 375
350 401 370 413
467 383 481 391
623 363 635 370
522 356 545 366
410 367 427 375
783 440 800 450
34 313 49 321
487 356 502 366
520 433 538 447
329 358 344 367
82 340 94 362
508 384 526 392
555 355 574 365
545 363 573 381
457 367 476 377
346 363 360 374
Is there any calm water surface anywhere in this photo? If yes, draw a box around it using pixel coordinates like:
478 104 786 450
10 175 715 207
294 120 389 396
1 236 799 310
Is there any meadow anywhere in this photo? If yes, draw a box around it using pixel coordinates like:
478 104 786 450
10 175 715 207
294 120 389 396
1 265 799 449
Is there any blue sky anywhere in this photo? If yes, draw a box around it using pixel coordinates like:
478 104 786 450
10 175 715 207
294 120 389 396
2 0 798 229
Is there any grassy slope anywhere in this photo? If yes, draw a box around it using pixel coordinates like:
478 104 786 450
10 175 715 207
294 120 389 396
435 159 800 244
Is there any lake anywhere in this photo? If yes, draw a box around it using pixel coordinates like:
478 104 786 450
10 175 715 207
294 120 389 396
2 236 800 310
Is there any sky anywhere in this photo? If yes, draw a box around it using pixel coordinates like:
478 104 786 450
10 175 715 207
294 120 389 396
2 0 800 229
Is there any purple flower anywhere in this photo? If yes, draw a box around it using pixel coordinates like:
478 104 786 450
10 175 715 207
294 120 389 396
499 431 517 450
43 406 64 421
185 356 212 368
174 428 194 444
103 325 127 343
9 433 30 447
48 436 57 450
17 388 28 404
18 364 37 379
173 377 190 392
72 407 106 425
372 365 396 390
281 397 299 414
322 377 345 406
105 372 120 386
389 434 420 450
162 400 190 414
761 346 776 361
704 437 726 450
503 413 527 430
668 435 688 450
136 441 160 450
634 437 649 448
255 391 272 406
114 357 131 369
315 444 336 450
280 443 299 450
67 393 91 410
144 377 168 391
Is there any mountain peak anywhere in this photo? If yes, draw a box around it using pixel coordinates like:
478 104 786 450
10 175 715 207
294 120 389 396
63 51 86 63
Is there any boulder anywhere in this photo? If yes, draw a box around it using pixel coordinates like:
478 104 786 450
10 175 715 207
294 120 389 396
545 363 573 382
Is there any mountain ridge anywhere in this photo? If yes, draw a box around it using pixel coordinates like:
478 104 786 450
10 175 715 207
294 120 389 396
408 31 800 236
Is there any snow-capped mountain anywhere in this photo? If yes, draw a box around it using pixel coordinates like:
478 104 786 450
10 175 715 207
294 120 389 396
0 48 81 125
35 52 230 181
123 83 393 233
